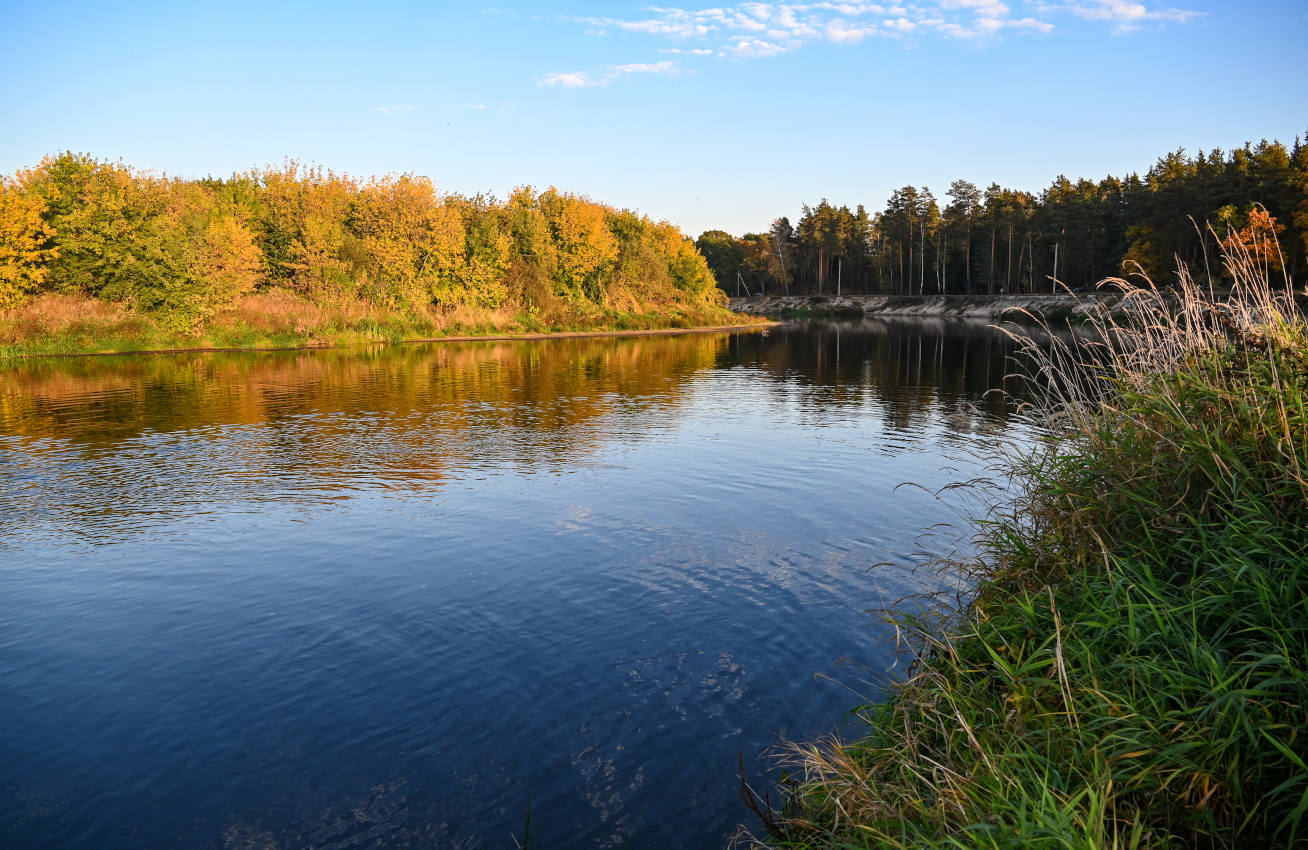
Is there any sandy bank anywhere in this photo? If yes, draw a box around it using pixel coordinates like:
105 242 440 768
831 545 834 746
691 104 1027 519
729 292 1123 319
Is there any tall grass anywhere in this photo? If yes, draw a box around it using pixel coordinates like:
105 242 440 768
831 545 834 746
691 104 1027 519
742 243 1308 848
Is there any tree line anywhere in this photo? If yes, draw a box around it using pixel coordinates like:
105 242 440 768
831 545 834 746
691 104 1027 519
0 153 723 327
698 137 1308 297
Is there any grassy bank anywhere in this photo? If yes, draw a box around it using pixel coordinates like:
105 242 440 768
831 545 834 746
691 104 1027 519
743 247 1308 848
0 291 754 359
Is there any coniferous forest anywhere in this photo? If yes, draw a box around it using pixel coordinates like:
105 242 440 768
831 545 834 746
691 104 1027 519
698 137 1308 297
0 153 730 352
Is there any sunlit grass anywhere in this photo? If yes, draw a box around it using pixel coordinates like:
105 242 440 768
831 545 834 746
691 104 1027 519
741 241 1308 849
0 290 753 360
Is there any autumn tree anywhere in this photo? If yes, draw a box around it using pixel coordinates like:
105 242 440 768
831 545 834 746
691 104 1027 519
258 162 356 298
1220 205 1286 274
161 180 262 320
437 194 510 308
0 181 55 308
537 188 617 305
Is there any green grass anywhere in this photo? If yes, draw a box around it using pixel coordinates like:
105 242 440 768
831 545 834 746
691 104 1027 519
0 292 751 360
745 244 1308 848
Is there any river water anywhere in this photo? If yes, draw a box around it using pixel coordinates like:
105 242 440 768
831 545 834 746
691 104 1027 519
0 319 1042 849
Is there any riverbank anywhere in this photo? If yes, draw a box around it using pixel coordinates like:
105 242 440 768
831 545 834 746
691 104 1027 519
745 255 1308 847
729 292 1124 320
0 292 771 360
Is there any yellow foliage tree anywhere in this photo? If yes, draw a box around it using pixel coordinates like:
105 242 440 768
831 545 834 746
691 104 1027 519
189 212 263 311
259 163 355 298
1 152 730 332
433 197 510 309
539 189 618 304
653 220 717 300
0 183 55 308
605 209 673 308
350 174 472 309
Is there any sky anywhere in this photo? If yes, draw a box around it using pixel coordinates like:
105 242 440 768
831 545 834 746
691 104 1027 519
2 0 1305 236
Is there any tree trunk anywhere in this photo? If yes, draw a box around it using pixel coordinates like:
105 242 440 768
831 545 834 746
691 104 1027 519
1028 233 1034 293
988 227 996 295
1015 239 1026 294
907 231 914 295
919 219 926 295
937 234 944 292
1006 224 1013 293
965 222 972 294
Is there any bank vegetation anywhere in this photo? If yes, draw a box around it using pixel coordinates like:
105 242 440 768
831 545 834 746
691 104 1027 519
741 240 1308 848
0 153 736 356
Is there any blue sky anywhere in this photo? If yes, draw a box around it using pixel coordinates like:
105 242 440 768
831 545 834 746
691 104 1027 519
2 0 1305 236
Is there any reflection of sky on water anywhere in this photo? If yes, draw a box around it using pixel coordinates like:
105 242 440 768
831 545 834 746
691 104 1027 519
0 320 1042 848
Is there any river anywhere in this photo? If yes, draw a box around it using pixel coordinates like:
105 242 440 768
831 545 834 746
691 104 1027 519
0 318 1043 849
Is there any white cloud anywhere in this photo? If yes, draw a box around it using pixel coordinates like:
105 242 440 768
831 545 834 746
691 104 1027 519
940 0 1010 16
549 0 1195 71
814 3 885 15
1058 0 1200 29
826 21 877 42
375 104 419 114
610 61 682 75
540 60 682 87
561 2 1060 53
540 71 592 87
1011 16 1055 31
724 37 791 56
573 12 715 38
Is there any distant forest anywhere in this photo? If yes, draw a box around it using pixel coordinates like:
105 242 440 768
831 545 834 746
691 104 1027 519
698 138 1308 297
0 153 722 325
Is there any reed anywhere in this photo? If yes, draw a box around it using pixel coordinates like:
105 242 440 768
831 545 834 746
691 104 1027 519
742 242 1308 848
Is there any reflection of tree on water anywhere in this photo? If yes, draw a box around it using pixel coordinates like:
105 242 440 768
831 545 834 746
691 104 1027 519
722 318 1036 432
0 335 727 541
0 323 1043 541
0 336 726 447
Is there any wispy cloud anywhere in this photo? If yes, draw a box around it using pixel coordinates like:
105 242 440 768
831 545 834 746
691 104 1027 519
1054 0 1200 30
540 60 682 87
375 104 419 114
559 0 1195 59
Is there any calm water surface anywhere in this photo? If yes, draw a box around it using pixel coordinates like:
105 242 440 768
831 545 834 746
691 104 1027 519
0 319 1041 849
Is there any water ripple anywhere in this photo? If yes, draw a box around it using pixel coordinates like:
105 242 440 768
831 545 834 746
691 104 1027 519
0 321 1039 849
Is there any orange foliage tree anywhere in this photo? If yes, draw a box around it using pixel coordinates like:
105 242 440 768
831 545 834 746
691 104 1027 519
1221 206 1287 273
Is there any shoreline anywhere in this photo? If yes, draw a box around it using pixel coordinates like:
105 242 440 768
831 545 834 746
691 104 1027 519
729 291 1124 319
753 266 1308 847
6 320 782 361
